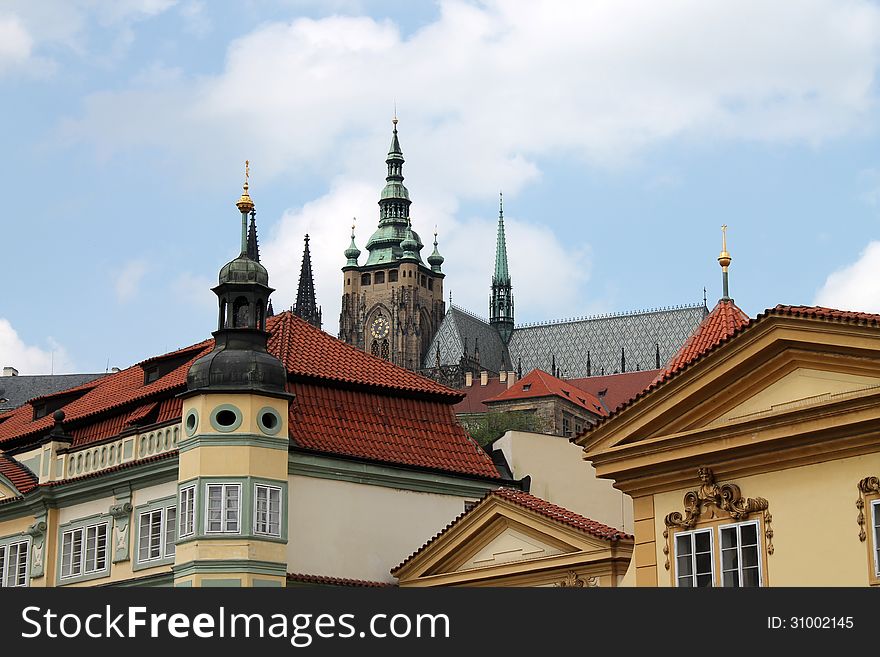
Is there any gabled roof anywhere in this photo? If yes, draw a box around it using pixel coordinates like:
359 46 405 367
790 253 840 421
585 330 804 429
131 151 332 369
569 370 660 413
425 306 511 373
393 487 632 574
484 369 607 417
0 312 498 480
0 452 37 495
452 377 511 415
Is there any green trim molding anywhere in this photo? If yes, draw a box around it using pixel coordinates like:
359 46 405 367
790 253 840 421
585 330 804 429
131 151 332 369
184 409 199 437
177 433 288 453
172 559 286 579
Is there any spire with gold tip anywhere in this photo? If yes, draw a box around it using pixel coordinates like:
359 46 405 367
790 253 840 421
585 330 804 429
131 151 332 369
344 218 361 267
428 227 444 272
718 224 732 301
236 160 255 256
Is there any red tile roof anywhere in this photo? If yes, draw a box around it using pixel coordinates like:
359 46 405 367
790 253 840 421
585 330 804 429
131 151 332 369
286 573 394 587
393 487 632 574
483 369 607 417
290 381 499 478
0 312 496 481
767 305 880 324
569 370 661 413
0 452 37 494
452 378 511 414
656 299 750 384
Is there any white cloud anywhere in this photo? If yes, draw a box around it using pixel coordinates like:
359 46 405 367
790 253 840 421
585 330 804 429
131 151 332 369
0 319 75 375
114 259 149 302
0 15 33 73
814 241 880 312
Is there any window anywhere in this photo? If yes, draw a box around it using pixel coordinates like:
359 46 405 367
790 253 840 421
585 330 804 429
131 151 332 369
427 278 433 290
674 528 713 587
0 539 29 587
361 273 371 286
254 484 282 537
872 500 880 577
60 522 108 580
179 486 196 538
673 521 763 587
389 270 398 283
137 505 177 564
719 521 761 587
562 416 571 437
206 483 241 533
375 271 385 284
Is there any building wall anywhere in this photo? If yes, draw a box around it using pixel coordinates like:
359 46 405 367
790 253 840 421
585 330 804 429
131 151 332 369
649 452 880 586
494 430 633 535
486 397 596 437
287 475 472 582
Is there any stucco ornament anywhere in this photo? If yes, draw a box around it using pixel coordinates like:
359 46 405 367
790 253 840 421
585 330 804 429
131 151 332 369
555 571 597 588
857 476 879 542
109 501 133 563
665 467 769 529
25 514 48 578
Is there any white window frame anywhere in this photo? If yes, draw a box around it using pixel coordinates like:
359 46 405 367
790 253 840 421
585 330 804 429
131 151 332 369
179 485 196 538
0 538 30 588
718 520 763 588
60 521 109 580
205 483 241 534
872 499 880 577
673 527 715 587
137 505 177 564
253 484 282 537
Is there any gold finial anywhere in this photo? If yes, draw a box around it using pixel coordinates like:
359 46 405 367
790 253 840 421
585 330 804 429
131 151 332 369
236 159 254 213
392 100 398 126
717 224 731 270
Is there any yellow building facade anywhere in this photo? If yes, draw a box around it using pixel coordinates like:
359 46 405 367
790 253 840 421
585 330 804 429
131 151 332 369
578 305 880 587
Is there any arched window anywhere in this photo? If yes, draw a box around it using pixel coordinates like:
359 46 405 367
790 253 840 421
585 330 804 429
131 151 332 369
219 299 227 329
232 296 250 328
256 299 265 330
371 341 380 357
389 270 398 283
375 271 385 284
380 340 390 360
361 273 372 286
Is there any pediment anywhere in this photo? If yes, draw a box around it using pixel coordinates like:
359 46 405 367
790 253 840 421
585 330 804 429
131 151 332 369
0 480 13 498
395 497 615 583
580 316 880 455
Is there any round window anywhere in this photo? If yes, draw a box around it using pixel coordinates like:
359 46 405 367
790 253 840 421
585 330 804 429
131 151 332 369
185 410 198 436
209 404 242 432
257 406 282 435
216 409 237 427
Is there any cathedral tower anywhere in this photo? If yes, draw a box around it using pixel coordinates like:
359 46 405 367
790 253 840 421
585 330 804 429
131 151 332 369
339 118 446 370
176 163 293 587
490 192 514 343
292 234 322 329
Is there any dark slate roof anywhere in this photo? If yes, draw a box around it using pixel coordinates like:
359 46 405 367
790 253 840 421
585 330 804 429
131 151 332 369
424 306 511 373
509 303 708 379
0 373 107 412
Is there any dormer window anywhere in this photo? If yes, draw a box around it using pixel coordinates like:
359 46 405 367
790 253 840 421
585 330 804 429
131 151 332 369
522 384 531 392
141 350 200 386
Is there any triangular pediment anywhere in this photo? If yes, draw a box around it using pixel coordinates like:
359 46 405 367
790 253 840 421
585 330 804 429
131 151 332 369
394 495 620 584
580 313 880 455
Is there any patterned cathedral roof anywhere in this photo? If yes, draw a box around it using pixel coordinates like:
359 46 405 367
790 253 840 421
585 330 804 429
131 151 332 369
424 303 708 379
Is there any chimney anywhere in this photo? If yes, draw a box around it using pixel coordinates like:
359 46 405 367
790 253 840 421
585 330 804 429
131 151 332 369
507 371 516 388
480 370 488 386
499 371 507 383
465 371 473 387
2 367 18 377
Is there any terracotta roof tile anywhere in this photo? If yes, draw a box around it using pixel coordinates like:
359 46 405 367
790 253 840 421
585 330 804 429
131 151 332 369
568 370 661 413
483 369 607 417
393 487 631 574
452 378 510 414
0 452 37 494
0 311 495 481
286 573 394 587
290 382 499 479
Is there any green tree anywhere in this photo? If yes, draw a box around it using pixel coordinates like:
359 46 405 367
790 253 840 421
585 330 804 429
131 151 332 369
460 411 544 447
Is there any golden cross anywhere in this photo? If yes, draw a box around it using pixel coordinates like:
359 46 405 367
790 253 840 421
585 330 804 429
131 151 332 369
721 224 727 251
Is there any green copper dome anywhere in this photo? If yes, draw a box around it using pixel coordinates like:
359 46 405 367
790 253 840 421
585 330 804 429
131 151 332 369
427 233 444 271
219 254 269 286
400 222 419 259
344 223 361 267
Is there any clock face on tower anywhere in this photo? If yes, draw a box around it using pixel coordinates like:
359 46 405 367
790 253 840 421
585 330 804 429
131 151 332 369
370 315 390 339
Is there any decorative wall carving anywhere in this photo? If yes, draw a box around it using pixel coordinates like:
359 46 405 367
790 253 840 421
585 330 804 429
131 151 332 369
555 571 598 588
25 513 48 578
857 476 879 542
110 499 133 563
665 467 769 529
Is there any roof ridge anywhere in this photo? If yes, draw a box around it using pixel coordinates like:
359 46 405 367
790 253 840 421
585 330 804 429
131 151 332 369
514 301 706 329
449 304 491 324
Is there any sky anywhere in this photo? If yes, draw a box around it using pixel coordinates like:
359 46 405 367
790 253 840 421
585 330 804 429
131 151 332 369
2 0 880 375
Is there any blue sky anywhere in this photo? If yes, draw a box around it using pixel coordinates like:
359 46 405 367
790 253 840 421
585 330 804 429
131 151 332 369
2 0 880 374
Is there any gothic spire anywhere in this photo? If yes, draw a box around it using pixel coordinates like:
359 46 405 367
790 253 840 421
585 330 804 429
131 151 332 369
246 210 260 261
490 191 514 343
293 234 322 329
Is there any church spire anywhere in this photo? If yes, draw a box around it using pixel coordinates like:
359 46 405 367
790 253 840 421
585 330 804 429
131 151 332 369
490 192 514 343
235 160 255 256
293 234 322 329
246 210 260 261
